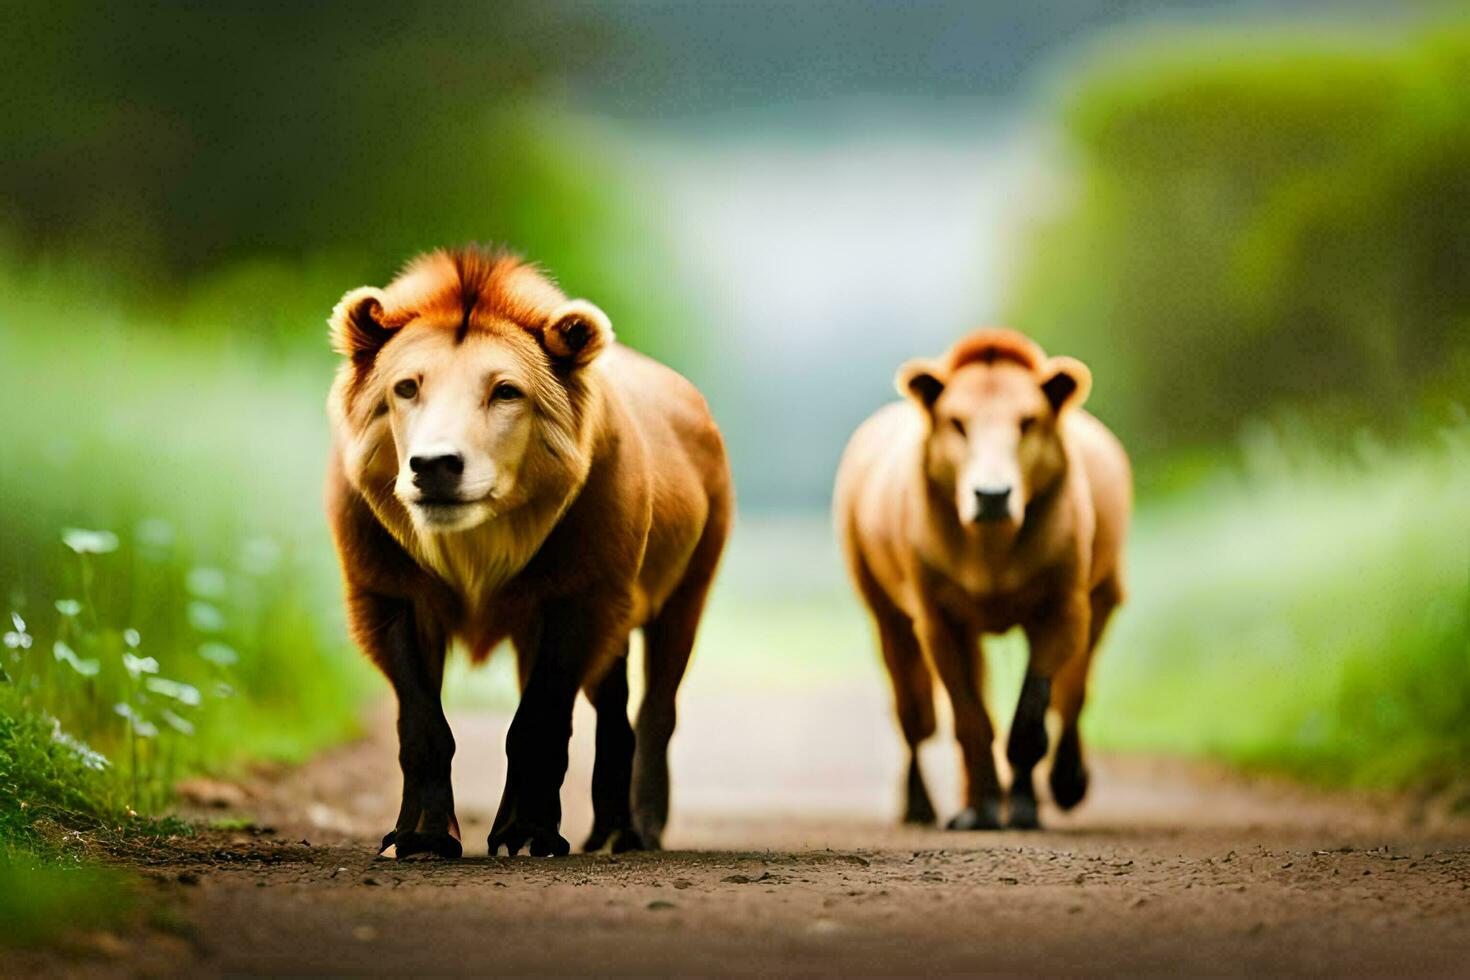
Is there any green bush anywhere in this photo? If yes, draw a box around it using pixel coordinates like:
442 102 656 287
0 4 681 359
1008 24 1470 462
1087 418 1470 790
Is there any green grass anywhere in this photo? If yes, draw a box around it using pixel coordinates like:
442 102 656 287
1088 420 1470 789
1 684 122 849
0 683 150 949
0 259 371 946
0 262 372 830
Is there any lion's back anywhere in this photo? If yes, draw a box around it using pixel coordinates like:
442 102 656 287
599 344 732 619
834 401 923 610
1065 409 1132 594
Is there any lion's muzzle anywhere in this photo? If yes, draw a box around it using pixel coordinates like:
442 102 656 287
409 451 465 500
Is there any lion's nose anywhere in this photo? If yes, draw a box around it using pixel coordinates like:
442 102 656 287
974 485 1012 523
409 452 464 494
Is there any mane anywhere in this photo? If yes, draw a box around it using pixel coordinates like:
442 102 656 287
946 328 1045 374
330 246 598 581
379 244 568 339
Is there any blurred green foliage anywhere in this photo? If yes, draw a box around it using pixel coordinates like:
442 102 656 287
999 22 1470 787
0 260 371 821
0 2 680 358
0 2 546 267
1088 418 1470 790
0 847 135 949
1009 25 1470 461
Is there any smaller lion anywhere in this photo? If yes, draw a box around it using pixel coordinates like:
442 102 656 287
834 328 1131 830
326 245 732 858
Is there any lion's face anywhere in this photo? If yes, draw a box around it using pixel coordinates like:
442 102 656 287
898 343 1091 530
328 252 612 539
927 363 1058 526
376 325 543 532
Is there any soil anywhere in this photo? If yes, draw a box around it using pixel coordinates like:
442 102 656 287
8 681 1470 976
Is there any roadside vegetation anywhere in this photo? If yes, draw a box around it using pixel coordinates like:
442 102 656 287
0 264 371 793
1009 23 1470 464
1089 417 1470 792
0 682 143 947
0 263 370 946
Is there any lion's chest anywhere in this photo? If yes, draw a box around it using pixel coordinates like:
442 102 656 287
414 524 540 617
918 537 1061 634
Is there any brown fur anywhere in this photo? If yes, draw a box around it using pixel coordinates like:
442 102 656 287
834 328 1131 829
326 245 732 857
947 328 1045 373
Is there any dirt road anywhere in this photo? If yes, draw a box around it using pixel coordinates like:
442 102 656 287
15 681 1470 975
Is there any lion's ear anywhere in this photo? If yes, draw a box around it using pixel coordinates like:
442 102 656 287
895 358 946 411
542 299 613 368
329 287 406 363
1040 355 1093 414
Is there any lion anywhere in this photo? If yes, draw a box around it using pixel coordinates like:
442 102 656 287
834 328 1131 830
325 245 732 858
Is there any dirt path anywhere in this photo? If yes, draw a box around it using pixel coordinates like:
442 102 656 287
15 682 1470 976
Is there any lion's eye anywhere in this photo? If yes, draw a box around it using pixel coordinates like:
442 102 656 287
393 378 418 400
491 382 523 402
950 418 966 438
1020 415 1037 435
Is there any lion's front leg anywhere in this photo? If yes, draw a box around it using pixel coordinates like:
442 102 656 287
386 688 460 859
489 600 621 857
1011 594 1090 830
353 590 461 859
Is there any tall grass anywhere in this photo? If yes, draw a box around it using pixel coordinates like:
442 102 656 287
1088 417 1470 790
0 679 149 948
0 261 371 834
0 260 372 947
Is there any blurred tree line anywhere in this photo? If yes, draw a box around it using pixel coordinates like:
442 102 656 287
1008 25 1470 461
0 1 670 353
